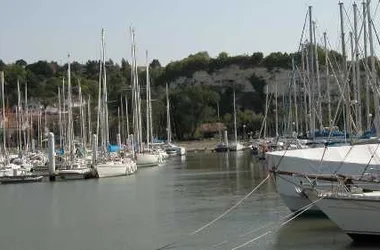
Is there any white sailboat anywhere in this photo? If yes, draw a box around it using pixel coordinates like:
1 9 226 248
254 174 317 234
129 28 160 167
164 83 186 156
94 28 137 178
229 88 244 151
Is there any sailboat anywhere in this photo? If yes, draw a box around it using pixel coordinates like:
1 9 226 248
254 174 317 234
93 28 137 178
164 83 186 156
228 88 244 151
128 28 161 167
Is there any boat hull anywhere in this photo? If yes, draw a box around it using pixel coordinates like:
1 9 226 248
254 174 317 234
136 153 159 167
96 161 137 178
0 175 43 184
267 144 380 212
310 192 380 241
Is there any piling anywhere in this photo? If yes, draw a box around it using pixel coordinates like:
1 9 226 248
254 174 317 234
224 131 229 149
48 132 56 181
31 139 36 152
117 133 121 148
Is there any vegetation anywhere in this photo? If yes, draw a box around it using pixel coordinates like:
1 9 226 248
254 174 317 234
0 48 344 141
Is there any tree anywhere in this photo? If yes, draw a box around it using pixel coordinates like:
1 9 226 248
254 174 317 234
15 59 27 67
26 60 54 77
0 60 5 71
150 59 161 69
217 52 228 60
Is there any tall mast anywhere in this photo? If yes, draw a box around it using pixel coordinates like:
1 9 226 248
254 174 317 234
96 29 103 148
58 87 62 149
24 81 28 153
339 2 350 138
353 2 362 134
301 44 308 134
101 29 109 147
292 57 299 135
275 80 278 137
17 80 22 155
308 6 315 138
166 83 171 143
145 50 150 148
324 32 332 129
350 31 357 131
1 72 6 156
367 0 378 135
313 21 322 129
363 1 370 131
67 53 73 161
87 96 91 146
125 96 130 139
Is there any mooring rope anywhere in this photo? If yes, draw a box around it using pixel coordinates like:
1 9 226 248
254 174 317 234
201 192 322 249
230 196 324 250
156 174 271 250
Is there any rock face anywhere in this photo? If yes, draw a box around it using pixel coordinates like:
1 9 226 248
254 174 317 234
170 65 292 95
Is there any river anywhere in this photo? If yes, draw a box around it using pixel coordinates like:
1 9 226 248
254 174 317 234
0 151 376 250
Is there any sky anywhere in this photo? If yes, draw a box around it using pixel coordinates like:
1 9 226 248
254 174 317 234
1 0 379 66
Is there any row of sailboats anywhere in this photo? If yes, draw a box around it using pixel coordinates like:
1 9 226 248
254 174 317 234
0 26 186 182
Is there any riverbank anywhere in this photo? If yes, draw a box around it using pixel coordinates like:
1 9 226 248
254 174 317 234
175 138 252 153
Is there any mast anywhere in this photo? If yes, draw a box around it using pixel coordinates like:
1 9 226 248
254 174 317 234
367 0 378 135
233 88 238 143
145 50 150 148
350 32 357 131
275 80 278 137
324 32 332 129
363 1 370 131
353 2 362 134
166 83 171 143
301 44 308 134
263 85 269 138
0 72 6 156
125 96 130 139
24 81 28 153
339 2 350 138
96 29 103 148
292 57 299 135
17 80 22 155
58 87 62 149
101 29 109 148
87 96 91 146
313 21 322 129
308 6 315 138
67 53 73 161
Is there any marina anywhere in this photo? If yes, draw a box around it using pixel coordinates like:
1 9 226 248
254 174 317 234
3 0 380 249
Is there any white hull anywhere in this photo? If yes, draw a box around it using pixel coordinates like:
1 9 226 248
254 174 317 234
308 190 380 241
267 144 380 212
229 142 244 151
56 168 94 180
136 153 160 167
96 160 137 178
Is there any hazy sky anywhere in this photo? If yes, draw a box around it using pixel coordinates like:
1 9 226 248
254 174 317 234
1 0 378 65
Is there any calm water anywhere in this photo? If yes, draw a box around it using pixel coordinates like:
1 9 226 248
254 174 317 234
0 151 376 250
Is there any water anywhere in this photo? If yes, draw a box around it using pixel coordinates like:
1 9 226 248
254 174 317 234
0 151 377 250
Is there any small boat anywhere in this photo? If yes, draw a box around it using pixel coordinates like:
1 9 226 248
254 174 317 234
0 175 43 184
215 143 228 152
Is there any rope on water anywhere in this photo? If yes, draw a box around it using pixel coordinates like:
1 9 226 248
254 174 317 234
156 174 271 250
230 196 324 250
